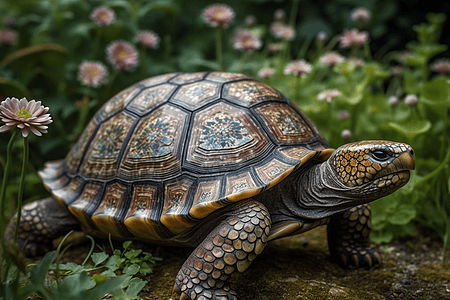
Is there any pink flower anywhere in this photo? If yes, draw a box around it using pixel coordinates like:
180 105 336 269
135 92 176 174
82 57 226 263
320 51 345 67
0 29 17 46
202 4 235 28
317 90 341 102
338 110 349 120
389 96 399 107
268 43 284 53
338 28 369 48
0 97 53 137
245 15 256 27
232 29 262 53
317 31 328 43
405 95 418 107
135 30 160 49
4 16 16 27
106 41 139 71
350 8 371 22
90 6 115 26
273 9 286 21
284 60 312 77
348 57 364 67
341 129 352 139
431 58 450 75
258 68 275 79
390 66 403 76
270 22 296 41
78 61 108 87
397 51 413 64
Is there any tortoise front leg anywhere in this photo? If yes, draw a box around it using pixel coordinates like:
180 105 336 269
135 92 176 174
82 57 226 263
327 204 381 269
174 201 271 300
5 197 81 256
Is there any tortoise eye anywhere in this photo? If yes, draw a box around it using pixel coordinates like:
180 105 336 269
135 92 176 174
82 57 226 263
372 150 389 161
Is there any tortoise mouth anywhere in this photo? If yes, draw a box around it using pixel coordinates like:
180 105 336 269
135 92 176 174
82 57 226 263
371 170 410 189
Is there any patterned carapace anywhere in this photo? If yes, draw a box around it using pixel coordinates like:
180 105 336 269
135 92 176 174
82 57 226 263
38 72 330 239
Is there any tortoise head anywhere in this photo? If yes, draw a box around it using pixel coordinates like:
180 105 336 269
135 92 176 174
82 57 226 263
326 140 415 199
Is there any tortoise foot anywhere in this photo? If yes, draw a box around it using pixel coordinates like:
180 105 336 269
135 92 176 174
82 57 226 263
5 197 81 257
174 269 238 300
331 244 381 269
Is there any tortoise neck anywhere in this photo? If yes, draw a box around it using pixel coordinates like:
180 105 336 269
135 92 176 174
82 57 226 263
291 161 359 219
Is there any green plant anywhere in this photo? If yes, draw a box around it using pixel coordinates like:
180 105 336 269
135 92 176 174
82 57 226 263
2 234 159 299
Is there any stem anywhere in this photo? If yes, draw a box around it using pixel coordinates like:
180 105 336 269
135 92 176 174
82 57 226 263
0 130 19 290
140 44 148 78
216 27 223 71
295 75 301 102
0 130 19 223
13 136 28 244
103 69 120 104
297 36 313 59
288 0 300 28
238 52 249 73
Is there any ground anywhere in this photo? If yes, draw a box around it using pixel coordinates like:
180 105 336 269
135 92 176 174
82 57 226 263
32 225 449 300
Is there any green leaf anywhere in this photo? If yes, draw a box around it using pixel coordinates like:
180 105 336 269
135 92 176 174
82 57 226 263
125 278 147 298
30 251 57 286
56 272 96 297
54 273 129 300
91 252 109 266
388 119 431 139
363 63 390 81
388 204 417 225
333 61 356 77
421 77 450 106
404 54 427 67
105 255 119 272
124 264 140 276
125 249 142 259
138 262 153 275
122 241 133 251
370 230 393 243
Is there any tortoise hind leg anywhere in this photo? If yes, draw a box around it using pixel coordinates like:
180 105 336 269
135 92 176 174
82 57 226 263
174 200 271 300
327 204 381 269
5 197 81 256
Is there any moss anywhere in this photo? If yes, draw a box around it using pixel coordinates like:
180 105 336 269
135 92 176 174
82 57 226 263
418 263 450 282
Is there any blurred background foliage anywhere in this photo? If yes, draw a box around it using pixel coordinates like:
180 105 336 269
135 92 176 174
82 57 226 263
0 0 449 256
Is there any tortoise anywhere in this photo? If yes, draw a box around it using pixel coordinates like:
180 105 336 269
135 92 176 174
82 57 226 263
7 72 415 300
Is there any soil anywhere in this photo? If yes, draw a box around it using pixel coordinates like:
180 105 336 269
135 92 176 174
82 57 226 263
32 224 449 300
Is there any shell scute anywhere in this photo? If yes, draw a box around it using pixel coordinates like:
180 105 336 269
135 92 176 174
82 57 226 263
186 102 270 170
255 103 315 144
68 182 103 229
91 182 130 237
119 104 188 181
160 178 196 234
169 72 207 84
126 83 177 116
81 112 136 178
222 80 283 107
189 178 223 219
124 184 166 240
170 80 221 110
96 84 142 121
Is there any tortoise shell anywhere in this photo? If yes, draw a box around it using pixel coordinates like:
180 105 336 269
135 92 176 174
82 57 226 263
38 72 333 241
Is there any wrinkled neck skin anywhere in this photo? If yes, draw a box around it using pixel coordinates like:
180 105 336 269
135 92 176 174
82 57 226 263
259 160 370 225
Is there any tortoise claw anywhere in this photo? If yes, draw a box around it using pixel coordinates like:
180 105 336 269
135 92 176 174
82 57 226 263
179 292 188 300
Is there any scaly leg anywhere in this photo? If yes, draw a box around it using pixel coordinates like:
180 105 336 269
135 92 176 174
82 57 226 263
174 200 271 300
327 204 381 269
5 197 81 256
